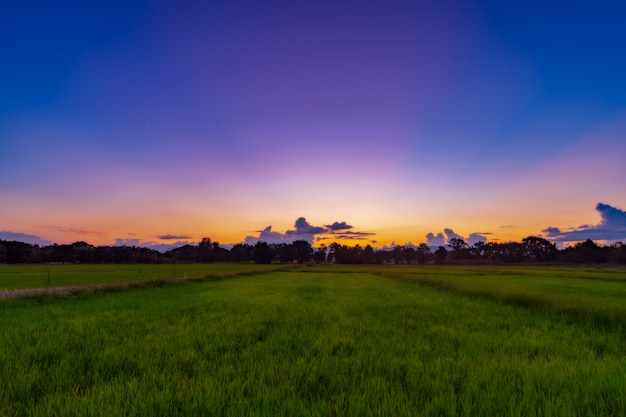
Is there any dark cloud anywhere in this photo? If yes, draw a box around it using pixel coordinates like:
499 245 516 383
244 226 286 245
426 228 490 247
113 238 196 252
543 203 626 242
325 221 353 231
333 231 375 240
334 235 368 240
0 231 51 246
244 218 326 245
158 234 192 240
285 217 326 239
244 217 374 245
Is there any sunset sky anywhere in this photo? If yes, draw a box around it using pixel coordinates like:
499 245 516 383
2 0 626 250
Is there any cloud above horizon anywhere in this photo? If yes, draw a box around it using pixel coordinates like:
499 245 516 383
0 231 52 246
244 217 375 245
425 228 489 247
158 234 192 240
325 221 353 231
113 238 197 252
542 203 626 242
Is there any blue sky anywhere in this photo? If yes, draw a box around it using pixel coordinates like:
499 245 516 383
2 0 626 249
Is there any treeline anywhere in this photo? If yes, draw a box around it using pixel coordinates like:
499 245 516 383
1 236 626 265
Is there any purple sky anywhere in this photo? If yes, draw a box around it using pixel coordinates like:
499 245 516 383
2 0 626 249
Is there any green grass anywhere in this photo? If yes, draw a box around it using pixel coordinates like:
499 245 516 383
0 263 285 291
368 265 626 327
1 266 626 416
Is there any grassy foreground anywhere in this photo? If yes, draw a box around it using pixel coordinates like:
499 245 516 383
1 266 626 416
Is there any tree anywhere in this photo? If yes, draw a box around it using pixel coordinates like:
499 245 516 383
521 235 558 262
563 239 607 263
198 237 216 263
362 245 375 264
470 241 485 259
253 241 274 264
312 244 327 263
448 238 469 261
434 246 447 264
230 244 254 263
609 242 626 264
292 240 313 263
415 243 432 264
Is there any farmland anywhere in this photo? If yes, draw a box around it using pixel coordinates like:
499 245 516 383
1 265 626 416
0 263 286 292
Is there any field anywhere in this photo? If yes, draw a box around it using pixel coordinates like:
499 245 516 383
1 264 626 416
0 264 286 292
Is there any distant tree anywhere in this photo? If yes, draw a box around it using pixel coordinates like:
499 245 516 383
373 249 390 264
230 244 254 263
198 237 215 262
312 244 327 264
448 238 469 261
168 244 199 263
562 239 607 263
469 241 485 259
292 240 313 263
482 241 525 263
0 242 5 263
327 242 340 263
415 243 432 264
392 245 404 264
72 241 96 263
253 241 274 264
609 242 626 264
521 236 558 262
4 241 34 263
434 246 447 264
362 244 375 264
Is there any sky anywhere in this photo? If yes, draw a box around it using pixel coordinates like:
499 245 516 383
2 0 626 251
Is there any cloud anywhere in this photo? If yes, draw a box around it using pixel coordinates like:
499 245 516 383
426 232 446 246
542 203 626 242
0 231 51 246
444 228 464 242
113 238 196 252
285 217 326 240
244 217 375 245
333 231 376 240
426 228 490 247
467 233 488 246
158 234 192 240
48 227 105 236
325 221 353 231
245 218 327 245
244 226 286 245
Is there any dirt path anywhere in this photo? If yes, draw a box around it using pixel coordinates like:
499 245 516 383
0 281 140 299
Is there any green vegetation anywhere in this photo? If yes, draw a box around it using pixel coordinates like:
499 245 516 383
0 264 284 291
373 264 626 327
1 266 626 416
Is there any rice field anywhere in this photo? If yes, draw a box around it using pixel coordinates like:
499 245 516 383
1 265 625 416
0 263 285 292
